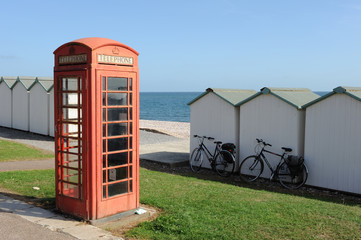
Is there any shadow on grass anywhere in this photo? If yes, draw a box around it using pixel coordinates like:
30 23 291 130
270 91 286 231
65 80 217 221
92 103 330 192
140 158 361 207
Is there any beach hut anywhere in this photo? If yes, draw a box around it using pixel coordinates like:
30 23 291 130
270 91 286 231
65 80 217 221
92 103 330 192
237 87 319 177
12 77 36 131
29 78 54 135
303 86 361 194
0 77 17 128
188 88 257 168
49 87 55 137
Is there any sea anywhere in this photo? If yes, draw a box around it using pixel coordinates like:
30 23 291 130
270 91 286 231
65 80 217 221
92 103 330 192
140 91 328 123
140 92 201 122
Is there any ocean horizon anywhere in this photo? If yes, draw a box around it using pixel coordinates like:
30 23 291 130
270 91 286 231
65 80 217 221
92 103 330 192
140 91 328 123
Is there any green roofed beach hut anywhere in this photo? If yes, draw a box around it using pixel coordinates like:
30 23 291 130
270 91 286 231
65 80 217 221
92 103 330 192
0 77 17 128
303 86 361 194
236 87 319 177
29 78 54 135
11 77 37 131
188 88 257 168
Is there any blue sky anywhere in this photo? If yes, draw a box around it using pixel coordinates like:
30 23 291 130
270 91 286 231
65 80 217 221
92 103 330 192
1 0 360 92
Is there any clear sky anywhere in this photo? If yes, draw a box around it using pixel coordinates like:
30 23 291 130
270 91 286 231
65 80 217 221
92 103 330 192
1 0 360 92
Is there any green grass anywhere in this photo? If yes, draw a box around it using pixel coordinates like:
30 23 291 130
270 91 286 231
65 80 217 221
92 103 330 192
0 168 360 240
0 139 54 161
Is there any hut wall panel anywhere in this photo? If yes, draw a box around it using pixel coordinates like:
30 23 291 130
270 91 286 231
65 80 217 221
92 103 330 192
239 94 304 178
49 89 55 137
190 93 239 169
0 85 12 128
304 94 361 194
29 83 49 135
12 84 29 131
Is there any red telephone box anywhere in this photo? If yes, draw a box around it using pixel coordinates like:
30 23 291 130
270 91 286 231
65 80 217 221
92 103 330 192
53 37 139 220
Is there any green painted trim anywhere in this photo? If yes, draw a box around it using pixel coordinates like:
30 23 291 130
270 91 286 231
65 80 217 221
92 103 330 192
302 86 361 108
235 92 261 106
187 91 209 105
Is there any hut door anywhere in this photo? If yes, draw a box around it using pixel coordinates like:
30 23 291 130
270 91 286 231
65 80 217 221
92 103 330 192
97 71 137 218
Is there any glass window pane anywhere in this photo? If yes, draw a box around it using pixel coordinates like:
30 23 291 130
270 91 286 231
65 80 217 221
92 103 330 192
62 183 80 198
129 108 133 120
108 123 127 136
129 180 133 192
129 165 132 178
108 93 127 106
108 181 128 197
108 167 128 182
103 185 106 198
62 168 80 184
63 93 78 106
63 108 80 122
103 124 106 137
129 78 132 91
103 155 106 168
103 170 106 183
103 139 106 152
108 77 127 91
62 77 78 91
108 108 128 121
129 137 132 149
108 152 128 167
129 122 132 135
129 151 132 163
103 109 106 121
102 93 106 106
102 77 106 90
129 93 132 106
108 138 128 152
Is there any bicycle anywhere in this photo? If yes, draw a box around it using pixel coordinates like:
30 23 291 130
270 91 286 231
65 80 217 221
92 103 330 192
238 138 308 189
189 135 236 177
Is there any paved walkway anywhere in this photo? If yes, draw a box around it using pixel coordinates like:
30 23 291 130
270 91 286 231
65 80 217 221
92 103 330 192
0 127 190 239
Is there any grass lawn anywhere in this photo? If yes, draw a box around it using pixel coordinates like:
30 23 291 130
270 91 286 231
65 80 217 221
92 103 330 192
0 168 360 240
0 139 54 161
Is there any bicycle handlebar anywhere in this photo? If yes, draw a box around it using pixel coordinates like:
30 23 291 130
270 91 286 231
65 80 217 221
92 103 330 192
256 138 272 147
193 135 215 140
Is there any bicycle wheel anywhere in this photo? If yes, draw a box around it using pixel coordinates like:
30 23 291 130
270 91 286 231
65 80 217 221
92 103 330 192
189 148 204 172
278 162 308 190
239 155 264 182
214 150 235 177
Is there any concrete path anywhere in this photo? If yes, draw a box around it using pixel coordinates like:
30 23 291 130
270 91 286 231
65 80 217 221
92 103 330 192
0 193 121 240
0 126 190 239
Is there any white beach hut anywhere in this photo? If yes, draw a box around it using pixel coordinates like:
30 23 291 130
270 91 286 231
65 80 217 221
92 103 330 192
0 77 17 128
237 87 319 177
188 88 257 168
49 87 55 137
29 78 54 135
303 86 361 194
12 77 36 131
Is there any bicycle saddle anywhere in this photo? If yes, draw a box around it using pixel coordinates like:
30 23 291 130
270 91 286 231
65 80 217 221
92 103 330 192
282 147 292 152
214 141 222 144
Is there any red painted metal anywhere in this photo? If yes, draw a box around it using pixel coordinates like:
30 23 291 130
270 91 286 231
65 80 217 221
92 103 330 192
54 37 139 220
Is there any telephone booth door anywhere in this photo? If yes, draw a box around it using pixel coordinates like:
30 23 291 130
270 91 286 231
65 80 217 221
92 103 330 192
55 71 88 217
97 71 138 218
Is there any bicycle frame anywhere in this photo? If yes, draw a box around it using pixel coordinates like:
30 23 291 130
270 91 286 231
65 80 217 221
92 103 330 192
197 138 220 163
258 147 287 178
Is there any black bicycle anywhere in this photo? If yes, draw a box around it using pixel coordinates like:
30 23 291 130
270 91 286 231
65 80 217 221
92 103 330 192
190 135 236 177
239 139 308 189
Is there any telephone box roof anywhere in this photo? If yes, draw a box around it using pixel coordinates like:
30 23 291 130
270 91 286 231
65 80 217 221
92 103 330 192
54 37 139 55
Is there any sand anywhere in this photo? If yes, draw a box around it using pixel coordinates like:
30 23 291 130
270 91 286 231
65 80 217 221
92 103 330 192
139 120 190 139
